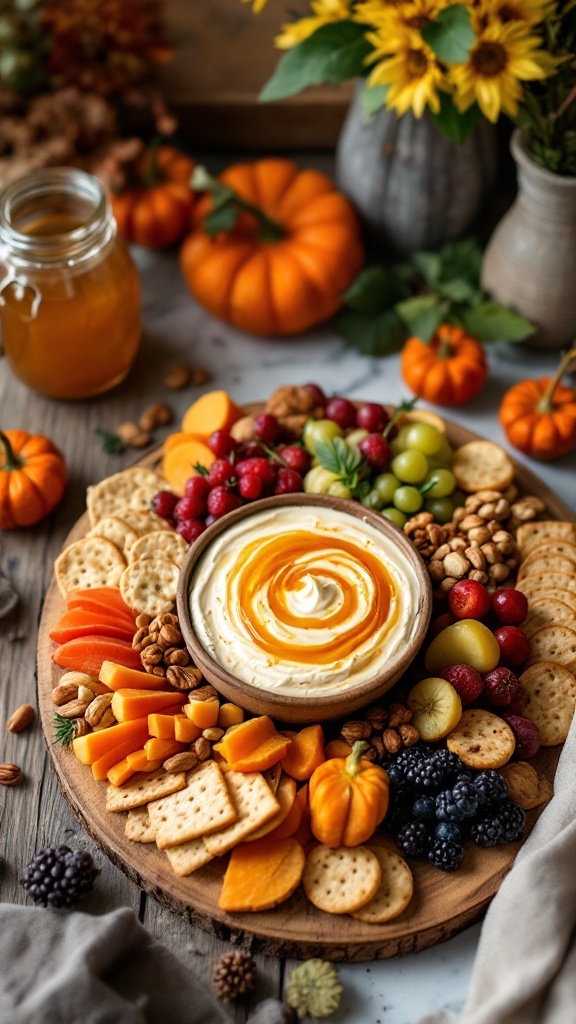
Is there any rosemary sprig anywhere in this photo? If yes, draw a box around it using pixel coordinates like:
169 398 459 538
53 712 75 748
95 428 125 454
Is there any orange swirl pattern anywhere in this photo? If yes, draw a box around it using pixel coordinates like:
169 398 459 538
229 531 398 666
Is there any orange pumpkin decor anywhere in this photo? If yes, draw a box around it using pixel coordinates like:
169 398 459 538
181 160 364 336
499 345 576 461
111 144 195 249
0 430 67 529
401 324 488 406
308 741 389 848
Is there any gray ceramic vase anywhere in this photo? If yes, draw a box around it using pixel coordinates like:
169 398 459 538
482 131 576 351
335 85 497 254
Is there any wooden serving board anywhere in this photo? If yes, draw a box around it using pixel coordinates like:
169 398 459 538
37 414 572 961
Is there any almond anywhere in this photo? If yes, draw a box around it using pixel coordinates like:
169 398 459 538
6 704 35 733
163 751 199 773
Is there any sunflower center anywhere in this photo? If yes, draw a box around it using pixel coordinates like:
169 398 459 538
472 41 508 77
407 48 429 78
498 4 520 21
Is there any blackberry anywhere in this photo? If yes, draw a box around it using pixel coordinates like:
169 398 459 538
435 779 478 822
21 846 99 908
385 795 412 834
386 764 411 800
429 749 468 784
406 760 444 793
427 838 464 872
393 746 429 776
472 770 508 807
434 821 463 844
412 795 436 821
396 820 429 857
498 801 526 842
470 814 505 848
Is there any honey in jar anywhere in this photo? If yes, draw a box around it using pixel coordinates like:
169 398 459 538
0 167 141 399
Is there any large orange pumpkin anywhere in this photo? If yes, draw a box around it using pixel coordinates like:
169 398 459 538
499 345 576 461
111 145 195 249
180 159 364 336
401 324 488 406
0 430 67 529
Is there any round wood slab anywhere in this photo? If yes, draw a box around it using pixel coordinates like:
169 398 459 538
37 412 572 961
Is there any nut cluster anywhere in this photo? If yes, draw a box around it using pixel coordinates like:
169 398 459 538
133 612 191 676
405 489 545 595
164 363 210 390
340 703 420 762
117 401 173 449
232 385 325 442
51 672 115 735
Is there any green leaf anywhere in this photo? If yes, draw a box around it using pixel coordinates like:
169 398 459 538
204 203 238 237
342 267 406 314
438 277 477 301
259 22 371 102
459 302 536 342
334 308 407 356
437 238 483 286
432 93 481 145
410 251 442 287
421 4 475 63
360 82 389 117
315 437 361 478
396 295 448 342
95 428 124 454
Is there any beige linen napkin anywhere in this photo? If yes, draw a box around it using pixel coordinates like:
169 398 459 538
415 712 576 1024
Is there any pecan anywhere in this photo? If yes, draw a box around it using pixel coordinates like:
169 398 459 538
159 623 182 646
164 751 199 773
191 684 218 702
361 744 378 762
149 613 178 631
387 703 412 728
135 613 152 629
370 735 385 759
163 648 190 667
265 384 317 418
164 363 193 390
85 693 113 727
139 401 172 432
365 707 388 731
6 704 35 733
166 665 203 691
382 729 402 755
194 737 211 761
141 644 163 666
189 366 210 386
203 726 225 741
341 720 372 743
0 763 23 786
146 665 167 677
58 698 91 718
398 723 420 747
132 626 149 651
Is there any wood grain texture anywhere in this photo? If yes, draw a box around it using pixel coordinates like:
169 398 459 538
36 415 571 961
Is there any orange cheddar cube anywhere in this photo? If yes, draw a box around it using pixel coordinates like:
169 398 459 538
184 699 219 729
174 717 202 743
111 689 186 723
143 737 187 762
217 702 245 729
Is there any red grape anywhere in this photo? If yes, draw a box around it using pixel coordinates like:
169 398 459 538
356 402 389 433
325 397 357 430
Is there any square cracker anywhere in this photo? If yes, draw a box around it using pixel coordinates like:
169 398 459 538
106 770 186 812
203 770 280 857
55 536 126 598
164 837 214 877
87 468 167 527
125 807 157 843
148 761 236 849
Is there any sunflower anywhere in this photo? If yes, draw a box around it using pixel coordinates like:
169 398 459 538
367 27 446 116
357 0 449 30
275 0 353 49
472 0 553 28
450 19 555 122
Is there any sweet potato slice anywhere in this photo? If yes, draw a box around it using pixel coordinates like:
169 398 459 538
99 661 178 692
227 734 292 774
163 431 209 455
52 636 142 676
74 716 149 766
50 608 135 644
162 439 216 496
267 783 308 841
281 724 325 781
181 390 243 437
213 715 277 764
111 688 186 723
290 785 312 846
67 587 135 619
246 774 297 842
220 838 305 912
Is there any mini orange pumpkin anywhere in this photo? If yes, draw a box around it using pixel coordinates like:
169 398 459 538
308 741 389 848
111 144 195 249
180 160 364 336
401 324 488 406
0 430 67 529
499 345 576 461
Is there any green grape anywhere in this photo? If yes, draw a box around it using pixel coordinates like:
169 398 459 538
390 424 412 456
393 486 423 513
391 449 429 484
303 466 339 494
362 489 384 511
345 428 368 450
328 481 352 499
373 472 399 503
425 497 455 524
302 418 343 455
382 507 407 529
424 467 456 498
435 433 454 465
404 422 442 456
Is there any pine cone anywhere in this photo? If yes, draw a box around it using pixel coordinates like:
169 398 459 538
213 951 256 1001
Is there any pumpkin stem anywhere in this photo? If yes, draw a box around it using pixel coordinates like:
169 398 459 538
0 431 22 471
344 740 369 777
536 345 576 414
191 165 285 243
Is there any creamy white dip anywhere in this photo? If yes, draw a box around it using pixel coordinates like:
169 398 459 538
189 505 422 697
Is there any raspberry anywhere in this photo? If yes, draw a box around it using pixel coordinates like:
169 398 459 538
208 430 236 459
253 413 282 446
238 474 263 501
427 838 464 872
279 446 311 475
472 769 508 807
274 467 303 495
236 458 276 485
498 801 526 842
206 459 237 489
151 490 178 520
185 476 211 502
396 821 429 857
206 486 243 519
470 814 505 848
174 494 207 521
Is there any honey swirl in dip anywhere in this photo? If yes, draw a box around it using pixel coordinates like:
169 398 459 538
189 505 423 697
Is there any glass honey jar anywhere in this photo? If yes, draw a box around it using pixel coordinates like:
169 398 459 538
0 167 141 399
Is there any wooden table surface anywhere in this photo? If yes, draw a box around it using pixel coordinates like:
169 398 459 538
1 243 574 1024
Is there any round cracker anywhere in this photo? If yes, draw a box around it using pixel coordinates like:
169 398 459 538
87 468 166 527
303 845 381 915
120 558 179 616
523 599 576 639
129 530 188 567
516 571 576 598
446 709 515 769
117 511 169 537
350 845 413 924
519 661 576 746
55 537 126 598
526 625 576 671
517 521 576 558
88 516 139 558
451 441 514 493
519 586 576 613
521 539 576 567
518 554 576 580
